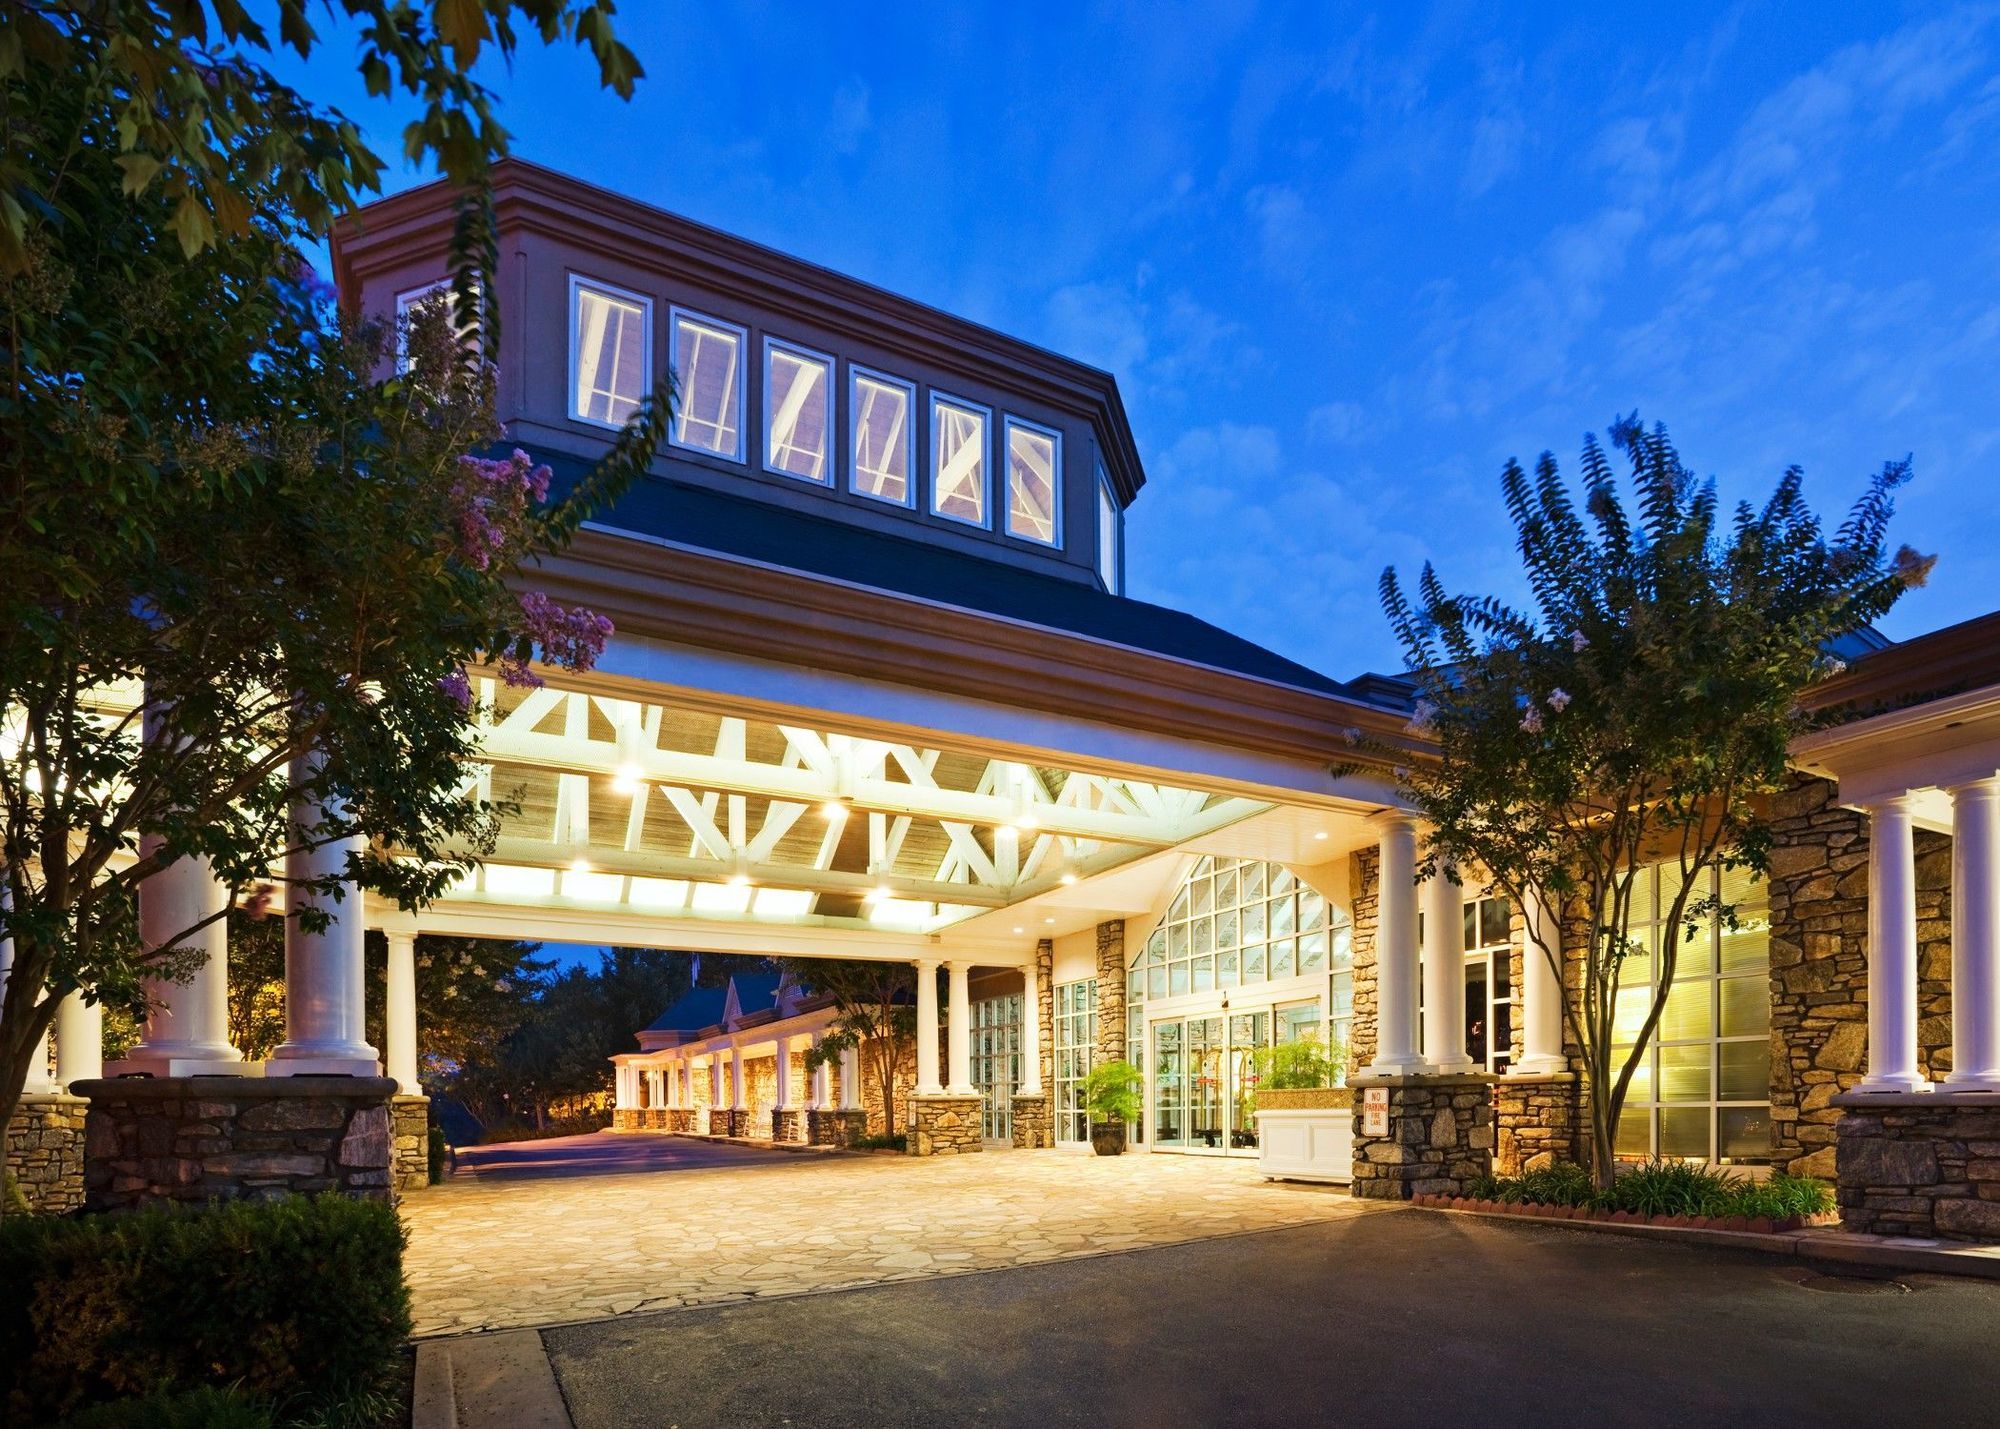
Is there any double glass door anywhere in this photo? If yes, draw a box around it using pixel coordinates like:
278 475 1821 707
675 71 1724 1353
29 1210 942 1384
1152 1011 1269 1155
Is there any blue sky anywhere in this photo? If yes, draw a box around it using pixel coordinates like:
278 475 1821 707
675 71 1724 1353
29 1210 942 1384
300 2 2000 677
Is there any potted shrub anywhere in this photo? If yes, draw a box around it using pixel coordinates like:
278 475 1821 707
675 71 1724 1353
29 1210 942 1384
1083 1060 1143 1155
1250 1033 1352 1184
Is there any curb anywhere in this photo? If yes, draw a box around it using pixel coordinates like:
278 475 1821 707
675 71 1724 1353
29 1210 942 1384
1411 1199 2000 1281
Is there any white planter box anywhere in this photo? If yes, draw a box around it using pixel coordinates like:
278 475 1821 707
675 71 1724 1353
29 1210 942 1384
1255 1108 1352 1185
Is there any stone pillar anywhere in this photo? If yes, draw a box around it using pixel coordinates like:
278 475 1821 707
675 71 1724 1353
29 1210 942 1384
1857 796 1929 1092
1035 937 1055 1097
55 992 103 1088
945 961 974 1095
270 759 380 1075
1364 812 1425 1075
1094 920 1126 1067
915 957 942 1094
1019 958 1044 1094
1421 863 1474 1073
908 1092 983 1155
1513 885 1567 1075
4 1093 86 1212
384 927 421 1094
1946 779 2000 1089
114 846 244 1077
840 1044 861 1110
1349 1073 1496 1199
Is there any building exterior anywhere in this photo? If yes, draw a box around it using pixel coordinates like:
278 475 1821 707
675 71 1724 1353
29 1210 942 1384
15 160 2000 1242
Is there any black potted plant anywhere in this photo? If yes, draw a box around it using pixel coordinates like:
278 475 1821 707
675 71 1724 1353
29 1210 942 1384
1082 1060 1143 1155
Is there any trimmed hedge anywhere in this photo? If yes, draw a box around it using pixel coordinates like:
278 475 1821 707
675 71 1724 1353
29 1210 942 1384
2 1195 410 1425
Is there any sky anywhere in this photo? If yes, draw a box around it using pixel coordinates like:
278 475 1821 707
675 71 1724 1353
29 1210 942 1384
288 1 2000 681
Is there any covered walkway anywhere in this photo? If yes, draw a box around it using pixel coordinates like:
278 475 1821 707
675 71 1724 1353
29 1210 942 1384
402 1137 1379 1337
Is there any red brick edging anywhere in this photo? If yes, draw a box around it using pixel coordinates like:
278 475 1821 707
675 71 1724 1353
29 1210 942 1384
1411 1192 1839 1237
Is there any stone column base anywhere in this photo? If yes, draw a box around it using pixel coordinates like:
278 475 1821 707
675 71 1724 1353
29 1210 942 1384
642 1108 667 1130
909 1093 983 1156
668 1108 698 1134
808 1108 867 1146
1833 1090 2000 1241
773 1108 805 1142
1349 1073 1497 1200
74 1076 401 1210
1493 1072 1578 1175
390 1094 431 1194
611 1108 642 1132
708 1107 747 1137
1010 1092 1052 1148
5 1093 87 1214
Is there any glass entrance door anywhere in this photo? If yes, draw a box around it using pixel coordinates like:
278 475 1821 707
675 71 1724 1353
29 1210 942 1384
1187 1016 1225 1152
1150 1011 1271 1157
1227 1012 1269 1150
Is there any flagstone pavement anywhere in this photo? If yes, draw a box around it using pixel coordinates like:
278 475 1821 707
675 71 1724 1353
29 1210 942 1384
401 1133 1385 1338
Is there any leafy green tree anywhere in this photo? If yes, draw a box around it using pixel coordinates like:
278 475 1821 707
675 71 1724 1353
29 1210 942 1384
785 959 916 1133
1370 418 1927 1185
0 27 666 1197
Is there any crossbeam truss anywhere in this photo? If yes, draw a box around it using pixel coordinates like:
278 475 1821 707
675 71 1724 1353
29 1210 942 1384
447 680 1268 934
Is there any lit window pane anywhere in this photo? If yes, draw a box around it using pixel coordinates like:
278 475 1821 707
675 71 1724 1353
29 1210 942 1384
1192 956 1215 993
1720 1039 1770 1101
1097 477 1119 590
765 342 831 482
1299 930 1328 974
1615 1106 1651 1157
1720 975 1770 1036
571 283 648 426
1005 419 1060 543
1271 938 1295 979
1660 977 1713 1041
1244 944 1266 981
1660 1106 1710 1159
1482 898 1511 948
851 369 912 503
1218 948 1239 984
931 396 988 524
1719 1106 1772 1161
1658 1043 1712 1103
671 311 743 458
1462 903 1478 947
1719 923 1770 975
1613 1045 1652 1102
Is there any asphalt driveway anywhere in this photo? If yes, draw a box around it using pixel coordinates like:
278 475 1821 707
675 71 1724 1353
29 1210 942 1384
543 1207 2000 1428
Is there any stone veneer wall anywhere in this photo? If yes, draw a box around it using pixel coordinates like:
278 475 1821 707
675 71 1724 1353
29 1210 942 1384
1349 848 1379 1070
1493 1075 1579 1175
77 1077 400 1209
773 1108 805 1142
1834 1094 2000 1240
808 1108 866 1146
859 1036 917 1137
668 1107 697 1133
908 1093 983 1155
390 1095 430 1193
6 1094 87 1214
1094 920 1126 1067
1010 1092 1051 1149
612 1108 642 1131
1035 938 1055 1097
1349 1074 1495 1199
1767 776 1956 1175
706 1107 745 1137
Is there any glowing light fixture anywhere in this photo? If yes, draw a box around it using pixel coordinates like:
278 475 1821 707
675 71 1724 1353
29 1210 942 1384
1059 871 1078 886
612 762 645 796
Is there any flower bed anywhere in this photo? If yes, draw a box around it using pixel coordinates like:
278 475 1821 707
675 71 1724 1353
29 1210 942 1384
1422 1158 1839 1235
1414 1190 1839 1235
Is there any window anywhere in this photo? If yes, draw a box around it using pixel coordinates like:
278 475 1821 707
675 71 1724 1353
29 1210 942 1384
1003 416 1061 545
569 277 650 428
930 393 990 526
1053 978 1098 1143
1096 467 1120 593
1612 862 1772 1164
395 277 481 370
971 993 1023 1141
764 339 833 483
669 307 746 459
1134 856 1349 1004
850 367 915 505
1462 894 1517 1074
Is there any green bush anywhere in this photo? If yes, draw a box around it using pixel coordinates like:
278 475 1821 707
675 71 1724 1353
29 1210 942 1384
851 1132 907 1152
1 1195 410 1426
1082 1060 1143 1124
427 1122 449 1184
1248 1033 1347 1094
53 1385 276 1429
1464 1159 1833 1221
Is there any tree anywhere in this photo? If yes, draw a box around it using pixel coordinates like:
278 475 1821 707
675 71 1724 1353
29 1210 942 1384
784 959 917 1134
0 27 667 1198
1370 418 1927 1185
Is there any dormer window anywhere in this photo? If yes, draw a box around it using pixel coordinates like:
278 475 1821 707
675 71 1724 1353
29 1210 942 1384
670 307 747 460
1097 461 1120 593
569 276 650 428
763 339 833 484
1004 416 1061 546
395 277 481 371
931 393 990 527
850 367 915 506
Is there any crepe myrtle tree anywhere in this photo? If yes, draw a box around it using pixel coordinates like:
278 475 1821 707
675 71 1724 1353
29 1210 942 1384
787 959 918 1135
1360 417 1929 1186
0 47 670 1197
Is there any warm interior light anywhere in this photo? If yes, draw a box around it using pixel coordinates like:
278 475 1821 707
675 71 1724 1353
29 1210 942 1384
1313 830 1329 841
821 800 848 820
569 857 592 874
865 885 893 903
612 762 645 795
727 873 752 888
1043 916 1056 925
1012 926 1025 935
1059 871 1078 885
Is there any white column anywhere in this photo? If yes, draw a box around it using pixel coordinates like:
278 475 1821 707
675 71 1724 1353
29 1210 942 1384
808 1034 829 1110
711 1054 724 1109
775 1033 796 1110
115 849 244 1075
1364 811 1426 1075
1018 960 1044 1094
945 960 974 1095
1858 796 1930 1092
915 957 942 1093
1512 885 1567 1075
1947 778 2000 1089
55 993 103 1088
270 758 379 1074
384 927 421 1094
1421 861 1475 1073
0 919 57 1094
612 1065 630 1110
731 1042 746 1110
665 1060 680 1109
840 1044 862 1110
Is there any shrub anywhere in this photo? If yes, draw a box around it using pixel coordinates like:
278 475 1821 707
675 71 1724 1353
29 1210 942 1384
1082 1060 1143 1125
850 1132 907 1152
1 1195 410 1426
1248 1033 1347 1094
53 1385 276 1429
1461 1159 1833 1221
427 1122 450 1184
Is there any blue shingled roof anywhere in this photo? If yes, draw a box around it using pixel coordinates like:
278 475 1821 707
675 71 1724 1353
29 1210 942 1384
643 971 786 1035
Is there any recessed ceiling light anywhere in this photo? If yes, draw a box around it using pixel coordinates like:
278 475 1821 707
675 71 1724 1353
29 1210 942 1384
1043 916 1056 925
568 857 591 874
612 762 644 795
1012 926 1025 935
727 873 751 888
1059 871 1078 885
1313 830 1329 841
820 800 848 820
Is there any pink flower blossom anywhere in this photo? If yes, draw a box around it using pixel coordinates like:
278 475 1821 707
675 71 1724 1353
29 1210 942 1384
445 448 555 571
438 668 472 711
501 591 614 686
1570 630 1589 652
1547 688 1572 712
1520 706 1545 734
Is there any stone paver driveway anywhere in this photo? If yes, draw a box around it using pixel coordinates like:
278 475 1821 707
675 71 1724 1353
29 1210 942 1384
402 1133 1381 1337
